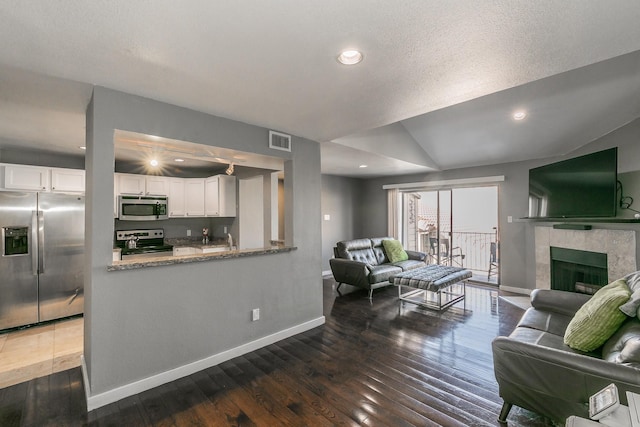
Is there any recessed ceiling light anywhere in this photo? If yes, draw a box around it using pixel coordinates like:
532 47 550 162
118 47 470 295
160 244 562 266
150 159 159 167
513 111 527 121
337 49 363 65
174 158 185 162
79 146 86 150
359 164 368 168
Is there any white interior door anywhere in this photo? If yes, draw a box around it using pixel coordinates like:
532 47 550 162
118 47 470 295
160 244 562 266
239 175 264 250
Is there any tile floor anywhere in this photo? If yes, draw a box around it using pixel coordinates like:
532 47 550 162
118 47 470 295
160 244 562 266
0 316 83 389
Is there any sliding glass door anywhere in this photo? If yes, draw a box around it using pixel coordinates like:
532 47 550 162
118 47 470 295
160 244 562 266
401 186 498 284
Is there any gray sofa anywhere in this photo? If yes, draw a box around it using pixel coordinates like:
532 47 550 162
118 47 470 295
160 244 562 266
329 237 426 299
492 288 640 423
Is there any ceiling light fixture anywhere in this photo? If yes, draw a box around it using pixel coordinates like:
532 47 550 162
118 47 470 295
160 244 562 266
359 164 368 168
150 159 159 167
337 49 363 65
79 146 86 150
225 163 234 175
513 111 527 121
174 158 185 162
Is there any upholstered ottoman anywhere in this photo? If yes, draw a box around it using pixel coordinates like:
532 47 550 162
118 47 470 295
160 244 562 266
390 264 472 311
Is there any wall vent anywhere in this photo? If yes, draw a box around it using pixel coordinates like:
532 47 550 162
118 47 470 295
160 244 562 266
269 130 291 152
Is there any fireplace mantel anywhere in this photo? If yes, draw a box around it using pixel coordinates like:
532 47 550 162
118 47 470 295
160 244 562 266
535 226 637 290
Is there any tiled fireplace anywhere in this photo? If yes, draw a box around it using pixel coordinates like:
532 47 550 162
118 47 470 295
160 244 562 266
535 226 637 290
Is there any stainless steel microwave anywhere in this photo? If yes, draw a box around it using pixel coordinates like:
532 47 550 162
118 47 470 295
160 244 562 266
118 195 169 221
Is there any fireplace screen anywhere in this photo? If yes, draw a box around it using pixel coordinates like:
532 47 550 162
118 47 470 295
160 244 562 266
550 247 608 294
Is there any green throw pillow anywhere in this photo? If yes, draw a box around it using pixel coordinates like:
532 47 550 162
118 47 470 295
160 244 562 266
382 239 409 263
564 279 631 352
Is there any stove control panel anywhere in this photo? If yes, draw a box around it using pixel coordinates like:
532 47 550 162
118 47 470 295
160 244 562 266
116 228 164 241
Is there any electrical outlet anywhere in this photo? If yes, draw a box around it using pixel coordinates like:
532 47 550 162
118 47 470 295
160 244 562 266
224 226 228 234
252 308 260 321
187 229 192 236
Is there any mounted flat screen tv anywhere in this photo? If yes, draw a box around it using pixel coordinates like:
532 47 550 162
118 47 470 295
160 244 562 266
528 147 618 218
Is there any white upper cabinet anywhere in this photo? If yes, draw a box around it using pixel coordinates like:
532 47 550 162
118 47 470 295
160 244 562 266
1 164 50 191
145 176 169 196
51 168 85 193
111 173 235 218
184 178 205 216
205 175 236 217
116 173 145 195
167 178 185 217
205 176 220 216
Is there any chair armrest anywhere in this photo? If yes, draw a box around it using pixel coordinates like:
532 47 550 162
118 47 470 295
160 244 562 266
405 250 427 262
530 289 591 317
492 336 640 420
329 258 370 288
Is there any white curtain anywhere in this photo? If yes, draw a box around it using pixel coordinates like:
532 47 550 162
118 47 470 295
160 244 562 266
387 188 399 238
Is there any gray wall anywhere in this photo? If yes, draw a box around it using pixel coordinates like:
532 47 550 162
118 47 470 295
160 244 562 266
320 175 364 272
85 87 322 397
355 118 640 292
0 146 85 169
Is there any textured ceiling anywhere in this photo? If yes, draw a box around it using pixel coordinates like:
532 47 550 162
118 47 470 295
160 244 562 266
0 1 640 177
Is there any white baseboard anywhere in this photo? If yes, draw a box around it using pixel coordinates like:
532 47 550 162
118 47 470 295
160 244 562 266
499 285 532 296
83 316 325 412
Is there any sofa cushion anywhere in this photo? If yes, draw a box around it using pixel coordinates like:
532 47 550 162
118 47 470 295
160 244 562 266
336 239 380 265
371 237 393 264
517 307 574 337
508 326 595 355
564 279 631 352
392 259 426 272
382 239 409 263
602 318 640 368
367 264 402 284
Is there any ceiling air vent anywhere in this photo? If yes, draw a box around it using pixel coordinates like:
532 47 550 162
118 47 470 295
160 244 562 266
269 130 291 152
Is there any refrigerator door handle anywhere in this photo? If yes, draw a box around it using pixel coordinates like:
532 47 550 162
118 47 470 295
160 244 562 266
38 210 45 274
31 210 38 275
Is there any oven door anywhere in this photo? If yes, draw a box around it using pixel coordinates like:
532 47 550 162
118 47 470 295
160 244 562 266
118 196 168 221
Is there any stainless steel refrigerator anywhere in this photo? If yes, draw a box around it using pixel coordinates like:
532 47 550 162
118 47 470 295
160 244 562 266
0 191 84 330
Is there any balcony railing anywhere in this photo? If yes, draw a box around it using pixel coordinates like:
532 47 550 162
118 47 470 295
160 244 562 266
415 231 498 283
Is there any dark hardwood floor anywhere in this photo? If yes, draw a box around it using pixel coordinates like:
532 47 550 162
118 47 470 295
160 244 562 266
0 278 558 426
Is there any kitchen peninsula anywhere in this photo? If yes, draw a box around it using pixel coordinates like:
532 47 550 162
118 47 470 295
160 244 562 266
108 244 296 271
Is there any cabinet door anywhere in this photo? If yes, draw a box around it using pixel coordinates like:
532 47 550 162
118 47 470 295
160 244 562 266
218 175 237 217
145 176 169 195
3 164 50 191
168 178 185 217
117 173 145 195
51 168 85 193
184 179 205 216
205 176 220 216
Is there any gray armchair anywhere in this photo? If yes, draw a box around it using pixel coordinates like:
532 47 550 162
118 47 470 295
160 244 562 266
492 289 640 423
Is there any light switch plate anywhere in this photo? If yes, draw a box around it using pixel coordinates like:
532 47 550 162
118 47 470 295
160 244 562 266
324 214 330 221
252 308 260 321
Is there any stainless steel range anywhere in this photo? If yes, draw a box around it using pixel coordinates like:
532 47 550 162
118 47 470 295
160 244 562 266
115 228 173 260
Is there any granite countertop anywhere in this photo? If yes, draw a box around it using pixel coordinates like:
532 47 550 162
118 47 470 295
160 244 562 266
108 245 296 271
